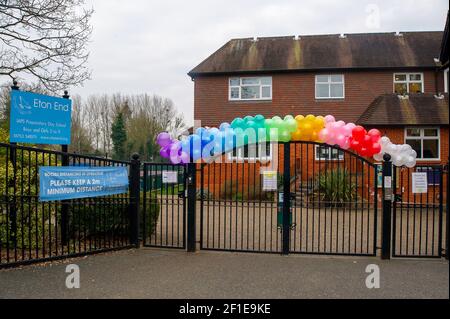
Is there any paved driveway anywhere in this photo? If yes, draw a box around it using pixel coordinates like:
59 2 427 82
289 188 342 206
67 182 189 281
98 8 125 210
0 248 448 299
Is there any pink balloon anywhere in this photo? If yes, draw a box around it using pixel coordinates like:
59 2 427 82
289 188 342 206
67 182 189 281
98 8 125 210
324 115 336 123
336 120 345 127
336 134 346 147
342 137 351 150
318 128 329 141
180 152 190 163
342 125 353 136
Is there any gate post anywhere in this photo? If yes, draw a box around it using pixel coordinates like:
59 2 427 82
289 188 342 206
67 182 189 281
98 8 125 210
129 153 141 248
60 91 70 246
282 143 291 255
9 81 19 247
186 163 197 252
381 154 393 260
445 162 449 260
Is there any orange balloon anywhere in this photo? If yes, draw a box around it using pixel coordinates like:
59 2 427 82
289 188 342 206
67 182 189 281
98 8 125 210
290 131 301 141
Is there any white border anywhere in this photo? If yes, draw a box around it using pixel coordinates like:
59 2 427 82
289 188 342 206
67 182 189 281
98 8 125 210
227 143 273 162
393 72 425 94
404 126 440 161
315 74 345 99
444 68 448 93
228 76 272 101
314 145 344 161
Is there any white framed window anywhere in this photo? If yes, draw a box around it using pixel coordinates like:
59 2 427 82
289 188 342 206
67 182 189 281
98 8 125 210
229 77 272 101
394 73 424 94
228 143 273 162
404 127 440 160
444 68 448 93
315 145 344 161
315 74 345 99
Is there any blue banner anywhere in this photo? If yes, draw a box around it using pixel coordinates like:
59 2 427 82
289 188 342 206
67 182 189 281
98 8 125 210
10 90 72 145
39 166 129 202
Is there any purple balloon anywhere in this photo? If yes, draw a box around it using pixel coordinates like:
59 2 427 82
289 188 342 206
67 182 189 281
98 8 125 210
170 154 182 164
159 146 170 159
180 152 190 164
156 132 171 148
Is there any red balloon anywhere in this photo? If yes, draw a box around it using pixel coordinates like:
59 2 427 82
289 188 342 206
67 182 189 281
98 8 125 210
352 126 366 141
368 129 381 142
372 142 381 154
359 147 369 157
363 135 372 147
350 140 361 151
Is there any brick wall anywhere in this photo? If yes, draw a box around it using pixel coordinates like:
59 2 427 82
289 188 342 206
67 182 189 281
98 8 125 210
193 69 448 205
194 69 445 127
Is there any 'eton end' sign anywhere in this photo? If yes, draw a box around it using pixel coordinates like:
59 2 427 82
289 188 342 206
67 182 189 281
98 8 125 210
9 90 72 145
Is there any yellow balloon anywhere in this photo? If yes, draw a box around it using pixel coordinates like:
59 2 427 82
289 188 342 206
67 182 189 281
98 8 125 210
305 114 315 121
313 117 325 129
291 131 302 141
295 115 304 123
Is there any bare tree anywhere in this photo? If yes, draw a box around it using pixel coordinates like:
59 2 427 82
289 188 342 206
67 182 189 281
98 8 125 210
0 0 93 92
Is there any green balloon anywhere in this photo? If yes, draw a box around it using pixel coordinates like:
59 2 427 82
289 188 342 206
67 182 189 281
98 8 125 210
254 114 265 124
285 118 298 132
231 117 244 129
284 115 294 121
243 115 254 124
279 129 291 142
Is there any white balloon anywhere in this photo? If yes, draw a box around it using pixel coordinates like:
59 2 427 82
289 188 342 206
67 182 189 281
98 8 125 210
379 136 391 146
400 144 412 152
392 154 404 167
387 144 398 154
410 150 417 159
405 156 416 168
373 152 384 162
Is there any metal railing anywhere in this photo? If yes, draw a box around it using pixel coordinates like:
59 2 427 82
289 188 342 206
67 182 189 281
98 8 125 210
0 143 138 268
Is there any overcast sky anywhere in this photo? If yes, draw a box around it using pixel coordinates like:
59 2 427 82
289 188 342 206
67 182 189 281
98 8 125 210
73 0 449 126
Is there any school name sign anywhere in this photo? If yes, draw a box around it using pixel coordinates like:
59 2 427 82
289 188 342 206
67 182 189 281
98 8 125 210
10 90 72 145
39 167 129 202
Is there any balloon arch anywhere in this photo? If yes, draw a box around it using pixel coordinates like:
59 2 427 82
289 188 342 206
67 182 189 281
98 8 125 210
156 114 417 168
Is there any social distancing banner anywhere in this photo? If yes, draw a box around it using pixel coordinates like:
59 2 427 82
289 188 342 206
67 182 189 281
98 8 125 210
39 166 129 201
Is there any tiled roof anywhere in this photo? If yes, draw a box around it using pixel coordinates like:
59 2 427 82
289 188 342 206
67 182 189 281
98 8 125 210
189 32 443 77
357 93 449 126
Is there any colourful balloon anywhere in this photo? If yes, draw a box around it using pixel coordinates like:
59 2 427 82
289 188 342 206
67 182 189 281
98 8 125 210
156 132 171 148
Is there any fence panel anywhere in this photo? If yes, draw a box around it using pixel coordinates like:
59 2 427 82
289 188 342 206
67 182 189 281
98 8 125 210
142 163 186 249
0 143 133 268
199 144 283 253
392 165 447 258
289 142 378 256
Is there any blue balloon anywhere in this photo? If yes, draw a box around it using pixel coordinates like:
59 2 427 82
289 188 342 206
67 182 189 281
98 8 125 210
219 122 231 131
195 127 206 137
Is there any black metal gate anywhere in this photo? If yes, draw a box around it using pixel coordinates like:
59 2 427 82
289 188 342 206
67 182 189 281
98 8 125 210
142 163 186 249
392 165 447 258
198 142 379 256
288 142 378 256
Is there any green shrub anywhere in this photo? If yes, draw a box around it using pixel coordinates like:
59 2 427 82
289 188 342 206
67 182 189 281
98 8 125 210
312 169 357 207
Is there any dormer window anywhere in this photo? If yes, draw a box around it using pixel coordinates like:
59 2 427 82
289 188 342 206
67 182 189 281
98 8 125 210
394 73 424 94
229 77 272 101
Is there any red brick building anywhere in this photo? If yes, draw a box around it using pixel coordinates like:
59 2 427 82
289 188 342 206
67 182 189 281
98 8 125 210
188 29 449 204
189 31 448 165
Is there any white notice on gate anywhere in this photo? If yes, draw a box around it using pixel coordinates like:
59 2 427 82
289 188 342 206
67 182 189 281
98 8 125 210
162 171 178 184
412 172 428 194
262 171 277 191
